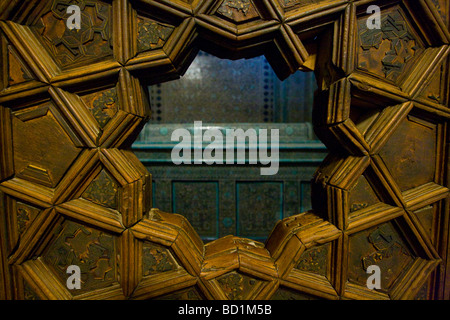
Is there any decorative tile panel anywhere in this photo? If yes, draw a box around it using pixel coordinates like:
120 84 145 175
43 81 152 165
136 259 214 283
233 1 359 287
216 271 263 300
173 181 219 239
43 220 118 294
31 0 113 68
12 103 81 188
357 6 424 83
136 17 174 53
82 169 119 209
147 51 317 124
348 222 415 291
81 87 119 129
215 0 260 23
142 242 178 276
295 243 330 277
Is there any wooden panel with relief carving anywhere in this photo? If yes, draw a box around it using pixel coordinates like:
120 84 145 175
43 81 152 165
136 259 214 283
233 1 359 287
0 0 448 301
357 5 425 84
30 0 114 69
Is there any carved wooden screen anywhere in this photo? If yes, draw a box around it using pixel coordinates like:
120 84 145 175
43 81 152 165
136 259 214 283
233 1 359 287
135 52 324 243
0 0 449 300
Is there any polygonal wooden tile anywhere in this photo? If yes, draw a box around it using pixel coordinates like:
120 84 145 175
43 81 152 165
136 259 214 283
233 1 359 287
14 217 126 300
72 69 151 148
57 148 151 228
377 109 445 193
0 33 46 99
266 212 341 299
0 0 125 87
130 208 203 299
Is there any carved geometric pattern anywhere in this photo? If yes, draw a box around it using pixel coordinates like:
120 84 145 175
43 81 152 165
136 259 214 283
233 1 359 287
283 0 301 7
142 242 178 276
358 6 423 82
7 46 35 86
271 286 321 300
348 221 415 292
172 181 218 239
11 102 82 188
15 202 41 235
430 0 448 25
414 281 430 300
216 0 260 23
0 0 448 301
216 271 263 300
378 115 437 192
136 17 174 53
82 169 118 209
31 0 113 68
295 243 330 277
42 220 118 294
